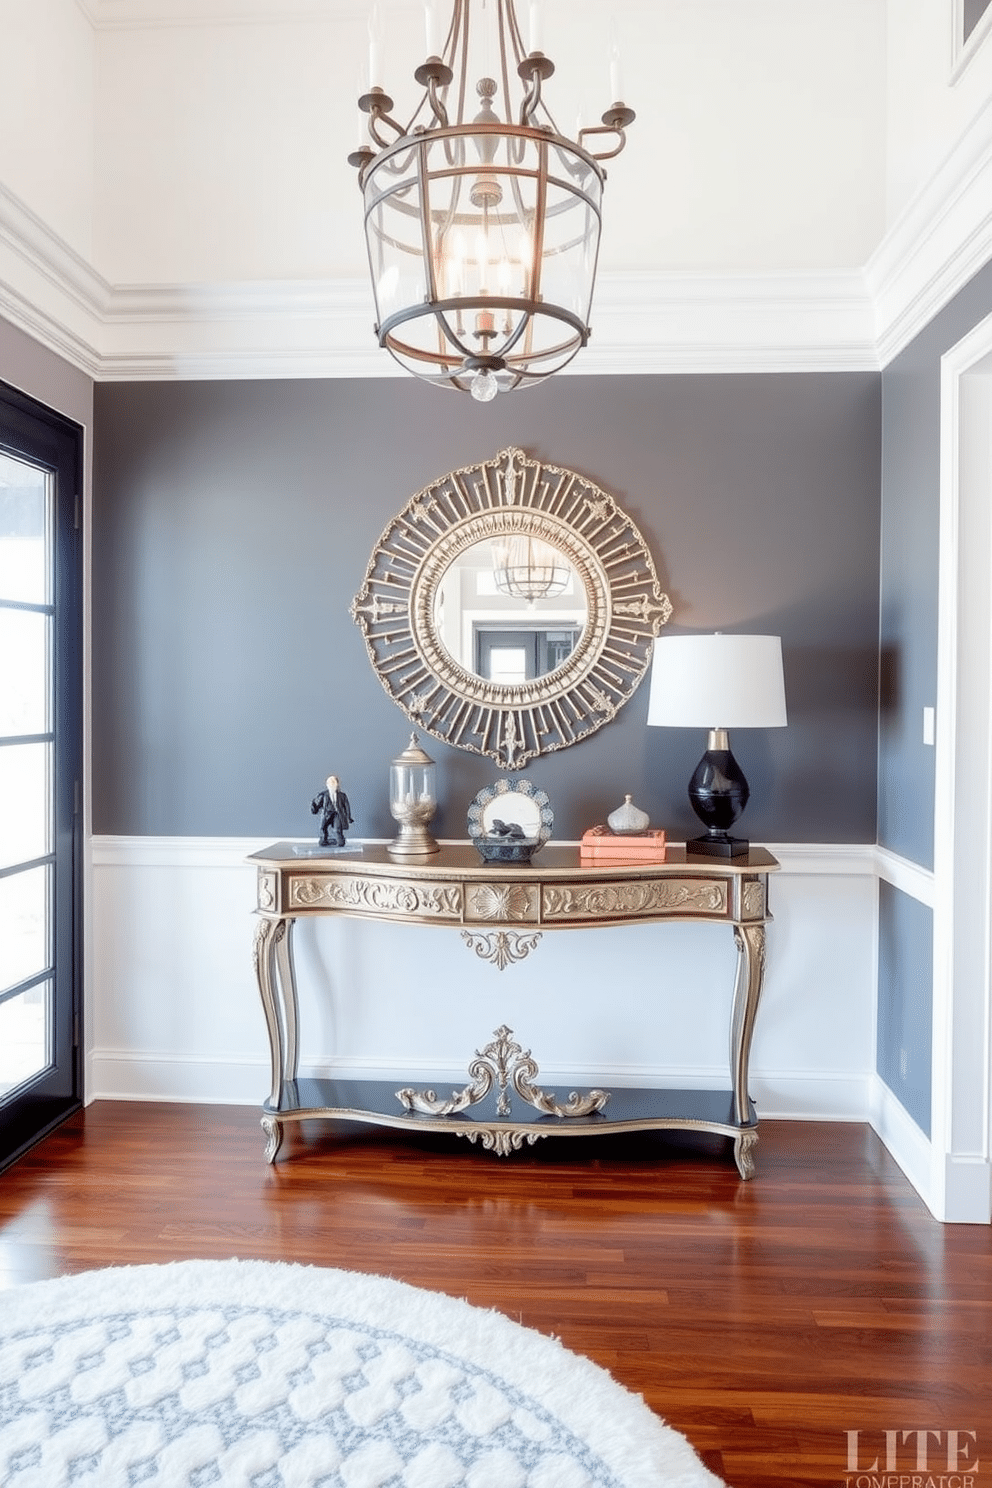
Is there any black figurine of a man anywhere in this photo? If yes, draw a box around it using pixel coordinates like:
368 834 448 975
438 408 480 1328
311 773 353 847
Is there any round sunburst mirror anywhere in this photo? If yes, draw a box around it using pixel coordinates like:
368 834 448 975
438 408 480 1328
350 448 671 769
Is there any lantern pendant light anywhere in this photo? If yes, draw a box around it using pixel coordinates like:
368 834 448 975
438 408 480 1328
349 0 635 402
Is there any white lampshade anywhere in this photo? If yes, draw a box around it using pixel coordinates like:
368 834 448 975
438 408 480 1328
647 634 788 730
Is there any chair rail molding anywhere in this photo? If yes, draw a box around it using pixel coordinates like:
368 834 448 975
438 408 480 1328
87 834 877 1128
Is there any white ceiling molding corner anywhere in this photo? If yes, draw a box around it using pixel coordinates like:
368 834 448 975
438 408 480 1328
868 90 992 365
0 181 105 378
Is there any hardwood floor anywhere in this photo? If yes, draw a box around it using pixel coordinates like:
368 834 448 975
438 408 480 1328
1 1105 990 1487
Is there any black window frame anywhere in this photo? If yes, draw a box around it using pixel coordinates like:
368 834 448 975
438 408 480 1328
0 377 84 1170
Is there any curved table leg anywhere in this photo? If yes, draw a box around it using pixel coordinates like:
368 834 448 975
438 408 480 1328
254 917 286 1109
261 1113 284 1165
274 917 300 1082
730 922 767 1174
733 1130 758 1180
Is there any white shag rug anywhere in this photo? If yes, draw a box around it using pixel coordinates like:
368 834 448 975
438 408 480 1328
0 1259 726 1488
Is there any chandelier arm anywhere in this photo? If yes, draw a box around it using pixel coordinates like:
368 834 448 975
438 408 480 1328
425 75 450 129
518 61 543 126
366 109 407 150
579 106 636 162
577 124 630 163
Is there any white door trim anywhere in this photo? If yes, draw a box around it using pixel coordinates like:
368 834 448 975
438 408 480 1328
933 314 992 1221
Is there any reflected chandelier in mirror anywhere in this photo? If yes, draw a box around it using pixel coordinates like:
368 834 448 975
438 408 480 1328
350 448 672 768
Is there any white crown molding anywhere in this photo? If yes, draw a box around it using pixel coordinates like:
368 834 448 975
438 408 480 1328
0 181 105 376
0 205 879 381
578 271 877 376
868 90 992 366
4 83 992 382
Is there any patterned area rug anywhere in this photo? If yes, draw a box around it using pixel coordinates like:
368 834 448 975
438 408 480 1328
0 1259 725 1487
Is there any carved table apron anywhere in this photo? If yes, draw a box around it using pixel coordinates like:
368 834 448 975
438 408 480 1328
249 843 779 1178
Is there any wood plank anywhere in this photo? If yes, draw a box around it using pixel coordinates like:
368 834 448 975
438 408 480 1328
0 1106 990 1485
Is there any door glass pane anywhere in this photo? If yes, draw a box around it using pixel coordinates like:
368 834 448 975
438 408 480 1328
0 982 50 1096
0 742 49 868
0 403 79 1156
0 456 47 604
0 866 49 994
0 609 49 736
487 647 527 683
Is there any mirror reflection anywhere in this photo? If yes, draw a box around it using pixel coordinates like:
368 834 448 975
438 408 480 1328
433 537 588 684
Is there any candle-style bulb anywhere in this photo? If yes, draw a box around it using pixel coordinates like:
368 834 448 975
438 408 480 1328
609 38 622 102
528 0 542 54
425 0 440 57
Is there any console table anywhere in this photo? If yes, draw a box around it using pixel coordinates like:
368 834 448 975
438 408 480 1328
249 842 779 1178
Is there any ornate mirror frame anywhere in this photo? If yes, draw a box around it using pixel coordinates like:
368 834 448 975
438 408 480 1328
350 447 672 768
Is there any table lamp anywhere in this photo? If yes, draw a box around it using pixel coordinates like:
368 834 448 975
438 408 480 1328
647 634 787 859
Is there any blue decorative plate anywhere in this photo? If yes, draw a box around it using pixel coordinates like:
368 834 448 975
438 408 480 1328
467 778 554 854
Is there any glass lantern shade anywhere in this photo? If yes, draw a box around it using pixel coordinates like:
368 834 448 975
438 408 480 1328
362 125 604 396
388 733 440 857
491 533 572 601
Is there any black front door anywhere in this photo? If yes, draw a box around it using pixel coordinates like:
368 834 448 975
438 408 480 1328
0 380 83 1170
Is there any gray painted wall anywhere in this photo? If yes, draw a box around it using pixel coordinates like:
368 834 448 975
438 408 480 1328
878 256 992 869
877 880 933 1134
92 372 880 842
0 318 93 435
876 256 992 1137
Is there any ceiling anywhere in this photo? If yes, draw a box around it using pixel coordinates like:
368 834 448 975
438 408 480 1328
1 1 991 377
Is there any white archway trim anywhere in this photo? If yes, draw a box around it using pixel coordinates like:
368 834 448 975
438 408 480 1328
933 313 992 1222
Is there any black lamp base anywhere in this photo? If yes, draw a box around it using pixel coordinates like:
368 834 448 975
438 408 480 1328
686 831 751 860
686 733 752 860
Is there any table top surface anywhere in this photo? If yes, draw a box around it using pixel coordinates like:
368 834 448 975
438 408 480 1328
249 841 780 879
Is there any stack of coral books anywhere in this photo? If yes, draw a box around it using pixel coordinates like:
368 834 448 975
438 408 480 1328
579 824 668 863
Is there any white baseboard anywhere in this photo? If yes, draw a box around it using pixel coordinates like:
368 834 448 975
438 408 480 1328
87 1047 871 1123
870 1074 992 1222
868 1073 934 1206
752 1072 871 1121
88 1050 269 1106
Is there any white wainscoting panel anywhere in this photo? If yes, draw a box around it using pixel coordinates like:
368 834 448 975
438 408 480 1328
88 837 876 1123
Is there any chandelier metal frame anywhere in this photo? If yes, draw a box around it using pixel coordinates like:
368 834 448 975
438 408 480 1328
349 0 634 400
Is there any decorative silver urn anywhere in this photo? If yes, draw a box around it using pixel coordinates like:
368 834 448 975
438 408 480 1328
388 733 440 857
607 794 651 835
